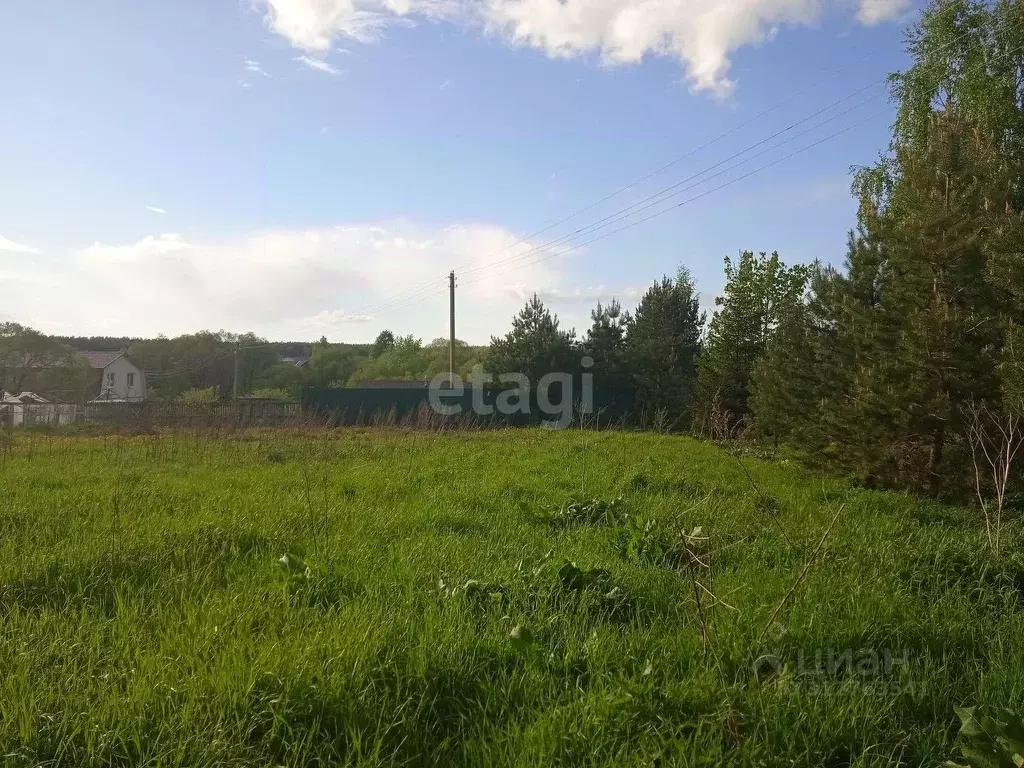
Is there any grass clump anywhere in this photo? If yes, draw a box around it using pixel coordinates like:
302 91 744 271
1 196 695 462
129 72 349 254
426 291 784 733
539 496 629 527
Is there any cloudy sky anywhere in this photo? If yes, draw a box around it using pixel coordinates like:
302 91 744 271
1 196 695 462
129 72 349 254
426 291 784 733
1 0 917 343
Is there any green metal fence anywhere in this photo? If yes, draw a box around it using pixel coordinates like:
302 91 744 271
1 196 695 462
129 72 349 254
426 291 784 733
301 386 636 427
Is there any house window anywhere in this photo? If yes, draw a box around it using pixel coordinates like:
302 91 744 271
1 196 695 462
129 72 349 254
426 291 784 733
126 373 135 388
106 372 115 387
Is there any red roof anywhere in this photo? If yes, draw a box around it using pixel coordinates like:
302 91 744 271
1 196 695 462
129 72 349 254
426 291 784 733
77 351 124 369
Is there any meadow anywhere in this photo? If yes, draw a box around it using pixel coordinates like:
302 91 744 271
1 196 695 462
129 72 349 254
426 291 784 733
0 426 1021 767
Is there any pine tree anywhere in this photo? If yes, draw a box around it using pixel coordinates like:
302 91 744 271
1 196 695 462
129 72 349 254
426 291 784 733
487 294 578 384
748 298 817 444
625 268 704 427
585 299 632 392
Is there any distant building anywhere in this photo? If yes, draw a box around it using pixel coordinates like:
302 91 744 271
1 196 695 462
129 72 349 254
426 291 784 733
77 351 147 402
280 356 310 368
0 391 75 426
2 391 50 404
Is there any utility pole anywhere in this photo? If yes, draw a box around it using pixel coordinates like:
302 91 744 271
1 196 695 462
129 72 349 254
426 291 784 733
448 270 456 389
232 343 240 400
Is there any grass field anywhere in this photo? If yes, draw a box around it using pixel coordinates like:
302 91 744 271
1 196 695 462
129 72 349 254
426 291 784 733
0 427 1021 767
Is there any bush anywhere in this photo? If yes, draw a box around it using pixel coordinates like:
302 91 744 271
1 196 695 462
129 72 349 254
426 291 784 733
177 387 219 404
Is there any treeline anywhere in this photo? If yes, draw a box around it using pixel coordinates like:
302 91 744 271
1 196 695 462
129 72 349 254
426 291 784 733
751 0 1024 496
55 335 330 362
480 255 801 435
1 325 489 403
128 332 486 401
0 323 94 401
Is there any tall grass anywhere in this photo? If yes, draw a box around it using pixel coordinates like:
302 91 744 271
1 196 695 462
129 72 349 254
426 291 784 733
0 426 1020 766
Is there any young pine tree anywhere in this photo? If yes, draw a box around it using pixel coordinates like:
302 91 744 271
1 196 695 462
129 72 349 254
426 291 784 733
625 267 704 428
584 299 632 392
487 294 578 383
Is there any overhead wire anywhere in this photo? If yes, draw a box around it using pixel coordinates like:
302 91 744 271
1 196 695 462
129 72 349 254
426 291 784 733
346 45 907 314
331 20 1006 317
460 108 891 287
352 86 889 315
341 85 885 320
457 88 887 280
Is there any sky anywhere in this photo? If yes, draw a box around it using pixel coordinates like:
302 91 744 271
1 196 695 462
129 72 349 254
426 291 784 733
0 0 922 344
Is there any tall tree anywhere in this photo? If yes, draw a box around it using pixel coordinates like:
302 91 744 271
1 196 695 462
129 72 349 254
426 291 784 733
749 232 886 449
694 252 811 431
487 294 578 384
746 0 1024 494
308 339 360 388
0 323 80 396
220 331 279 395
625 268 704 427
372 330 396 358
351 336 428 383
585 299 632 391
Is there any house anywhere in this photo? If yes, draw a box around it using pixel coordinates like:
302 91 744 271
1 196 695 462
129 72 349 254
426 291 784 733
280 356 309 368
77 351 147 402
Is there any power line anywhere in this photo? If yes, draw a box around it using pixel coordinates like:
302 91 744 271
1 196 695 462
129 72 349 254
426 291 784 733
328 19 1018 321
353 91 887 315
462 34 1024 287
343 89 886 319
460 108 890 287
349 61 896 313
458 89 886 280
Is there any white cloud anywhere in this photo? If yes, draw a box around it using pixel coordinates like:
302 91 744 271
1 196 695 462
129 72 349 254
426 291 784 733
0 234 40 254
260 0 455 49
8 223 606 341
529 285 609 303
302 309 374 326
82 233 190 263
257 0 906 95
244 57 272 77
295 55 342 75
856 0 910 25
145 205 167 214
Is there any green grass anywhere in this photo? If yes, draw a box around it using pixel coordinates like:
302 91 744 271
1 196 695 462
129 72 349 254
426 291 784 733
0 427 1021 767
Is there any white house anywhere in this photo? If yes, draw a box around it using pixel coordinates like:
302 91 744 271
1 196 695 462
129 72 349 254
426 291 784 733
77 351 147 402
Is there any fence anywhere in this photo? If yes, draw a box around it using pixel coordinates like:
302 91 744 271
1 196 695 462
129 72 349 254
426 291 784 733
301 386 637 428
0 400 300 429
0 403 78 428
1 388 639 432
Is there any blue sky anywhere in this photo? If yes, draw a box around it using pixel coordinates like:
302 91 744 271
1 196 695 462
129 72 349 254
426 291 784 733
0 0 920 343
